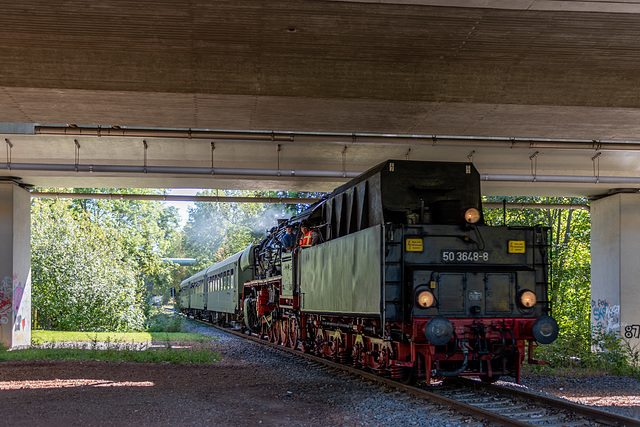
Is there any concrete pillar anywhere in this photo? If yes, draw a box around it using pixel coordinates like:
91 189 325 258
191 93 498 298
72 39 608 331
591 193 640 350
0 182 31 349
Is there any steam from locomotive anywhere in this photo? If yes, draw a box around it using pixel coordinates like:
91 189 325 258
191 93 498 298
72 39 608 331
179 160 559 384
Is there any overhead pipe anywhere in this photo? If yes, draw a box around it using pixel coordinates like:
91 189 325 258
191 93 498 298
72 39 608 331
3 161 640 188
0 162 360 178
34 125 640 151
481 173 640 184
36 126 295 142
31 192 321 205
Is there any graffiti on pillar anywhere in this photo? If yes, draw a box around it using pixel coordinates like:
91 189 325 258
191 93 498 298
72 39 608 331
591 299 620 334
0 276 12 325
12 273 28 344
0 276 12 342
0 273 28 343
13 274 25 316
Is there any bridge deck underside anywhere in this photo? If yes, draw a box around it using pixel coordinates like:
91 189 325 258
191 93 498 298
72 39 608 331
1 1 640 196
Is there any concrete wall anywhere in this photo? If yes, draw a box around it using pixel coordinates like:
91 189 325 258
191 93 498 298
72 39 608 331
0 183 31 348
591 193 640 350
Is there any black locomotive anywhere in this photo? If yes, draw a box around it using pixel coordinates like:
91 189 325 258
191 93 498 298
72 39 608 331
179 160 558 383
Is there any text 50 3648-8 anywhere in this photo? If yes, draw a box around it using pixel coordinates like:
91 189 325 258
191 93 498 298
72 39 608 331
441 250 490 263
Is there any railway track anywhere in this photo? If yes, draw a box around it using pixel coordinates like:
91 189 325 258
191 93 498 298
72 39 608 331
195 319 639 426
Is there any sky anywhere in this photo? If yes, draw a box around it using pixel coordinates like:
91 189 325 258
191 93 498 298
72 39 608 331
163 188 198 227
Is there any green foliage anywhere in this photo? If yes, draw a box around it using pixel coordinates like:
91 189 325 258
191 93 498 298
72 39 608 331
145 311 186 333
32 199 143 331
31 189 181 332
70 188 182 298
530 328 640 377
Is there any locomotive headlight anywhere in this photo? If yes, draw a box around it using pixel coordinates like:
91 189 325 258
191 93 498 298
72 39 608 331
416 290 435 308
464 208 481 224
518 290 537 308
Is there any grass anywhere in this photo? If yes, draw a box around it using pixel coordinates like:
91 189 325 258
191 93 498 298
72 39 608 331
523 329 640 378
0 342 220 364
2 312 221 365
31 330 212 344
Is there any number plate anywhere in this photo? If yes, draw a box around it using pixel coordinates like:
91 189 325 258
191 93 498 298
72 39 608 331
441 250 490 263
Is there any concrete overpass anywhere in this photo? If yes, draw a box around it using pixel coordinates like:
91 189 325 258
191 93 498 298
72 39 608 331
1 0 640 349
2 1 640 196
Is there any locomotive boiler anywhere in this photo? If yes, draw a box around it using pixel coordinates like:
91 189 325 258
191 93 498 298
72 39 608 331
179 160 559 384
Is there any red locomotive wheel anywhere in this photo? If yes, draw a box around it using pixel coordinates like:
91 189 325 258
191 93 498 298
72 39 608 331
266 323 277 343
288 318 298 349
280 321 289 346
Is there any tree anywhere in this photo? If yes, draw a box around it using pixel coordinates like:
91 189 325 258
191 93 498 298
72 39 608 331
70 188 182 301
31 189 182 331
32 199 143 331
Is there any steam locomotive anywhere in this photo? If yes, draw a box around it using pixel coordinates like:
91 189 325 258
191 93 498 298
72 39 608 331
179 160 559 384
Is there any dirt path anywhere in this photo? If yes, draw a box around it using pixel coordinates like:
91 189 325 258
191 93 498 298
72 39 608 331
0 360 332 426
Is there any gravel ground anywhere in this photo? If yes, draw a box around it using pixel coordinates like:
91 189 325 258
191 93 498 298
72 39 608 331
0 323 639 426
500 374 640 421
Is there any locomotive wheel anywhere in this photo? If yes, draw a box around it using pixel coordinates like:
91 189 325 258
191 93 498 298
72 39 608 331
271 323 278 342
288 318 298 349
262 323 273 342
280 321 289 346
268 320 280 344
273 320 280 344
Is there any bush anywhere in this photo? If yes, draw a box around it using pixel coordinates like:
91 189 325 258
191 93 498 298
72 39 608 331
145 311 184 333
530 327 640 377
32 200 145 331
